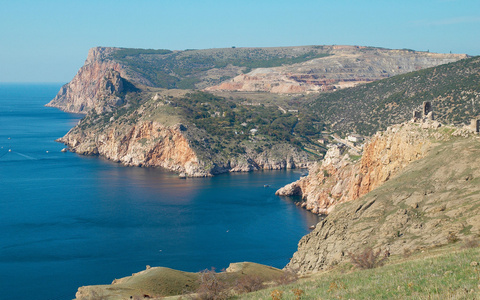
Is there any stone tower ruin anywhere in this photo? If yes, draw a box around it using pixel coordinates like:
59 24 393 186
412 101 434 122
471 118 480 133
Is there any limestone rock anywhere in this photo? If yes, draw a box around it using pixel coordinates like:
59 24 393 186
277 122 441 214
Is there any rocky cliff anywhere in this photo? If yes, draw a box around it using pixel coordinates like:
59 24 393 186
45 47 136 113
284 122 480 274
277 120 440 214
60 119 309 177
60 121 210 176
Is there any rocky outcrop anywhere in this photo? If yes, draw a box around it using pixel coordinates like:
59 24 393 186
206 48 467 94
277 121 439 214
46 47 132 113
60 121 210 177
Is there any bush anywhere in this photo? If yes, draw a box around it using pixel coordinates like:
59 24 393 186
195 268 230 300
270 289 283 300
274 270 298 285
462 237 479 249
447 232 459 244
348 247 388 269
234 274 265 293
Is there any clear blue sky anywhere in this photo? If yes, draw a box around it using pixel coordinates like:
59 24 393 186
1 0 479 82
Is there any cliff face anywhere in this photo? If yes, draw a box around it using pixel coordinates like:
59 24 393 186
277 121 439 214
60 121 209 176
46 47 132 113
285 123 480 274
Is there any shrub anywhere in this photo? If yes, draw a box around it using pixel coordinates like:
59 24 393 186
447 232 459 244
462 236 479 249
234 274 265 293
274 270 298 285
195 268 230 300
348 247 388 269
270 289 283 300
292 288 305 300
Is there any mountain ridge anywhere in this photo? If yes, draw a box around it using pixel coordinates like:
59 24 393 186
46 45 466 114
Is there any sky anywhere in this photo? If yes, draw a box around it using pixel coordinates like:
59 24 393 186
1 0 479 83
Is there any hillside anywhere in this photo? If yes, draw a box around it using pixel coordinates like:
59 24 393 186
59 90 318 176
284 122 480 273
46 45 465 114
45 46 473 176
309 55 480 136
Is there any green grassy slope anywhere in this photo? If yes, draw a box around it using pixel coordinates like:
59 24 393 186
308 56 480 135
238 245 480 299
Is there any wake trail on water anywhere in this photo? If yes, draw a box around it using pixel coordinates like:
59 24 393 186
13 151 38 160
0 150 38 161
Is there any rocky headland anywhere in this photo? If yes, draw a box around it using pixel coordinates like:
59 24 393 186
45 46 475 178
59 91 311 177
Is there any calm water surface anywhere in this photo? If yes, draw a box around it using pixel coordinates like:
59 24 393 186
0 84 318 300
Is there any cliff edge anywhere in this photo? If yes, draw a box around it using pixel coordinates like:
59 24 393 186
284 121 480 274
276 119 440 214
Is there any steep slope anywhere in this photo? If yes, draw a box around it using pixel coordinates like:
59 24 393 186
46 46 465 114
309 55 480 136
46 47 139 113
284 124 480 274
276 120 439 214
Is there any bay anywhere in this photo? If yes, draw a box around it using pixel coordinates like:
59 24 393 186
0 84 318 300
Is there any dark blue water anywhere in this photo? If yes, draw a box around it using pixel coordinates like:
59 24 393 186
0 84 318 300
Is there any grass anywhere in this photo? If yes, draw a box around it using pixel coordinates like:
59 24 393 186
237 245 480 299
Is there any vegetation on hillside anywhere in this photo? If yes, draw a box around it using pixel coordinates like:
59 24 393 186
309 56 480 135
76 90 327 160
107 47 332 89
238 245 480 299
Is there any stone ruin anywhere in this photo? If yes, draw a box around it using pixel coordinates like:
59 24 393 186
412 101 480 134
470 118 480 133
412 101 434 122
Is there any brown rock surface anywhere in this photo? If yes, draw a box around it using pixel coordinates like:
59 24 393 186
60 121 209 177
277 122 434 214
46 47 130 113
284 123 480 274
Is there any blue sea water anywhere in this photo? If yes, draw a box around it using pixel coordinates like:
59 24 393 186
0 83 318 300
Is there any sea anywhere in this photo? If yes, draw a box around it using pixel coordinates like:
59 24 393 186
0 83 319 300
